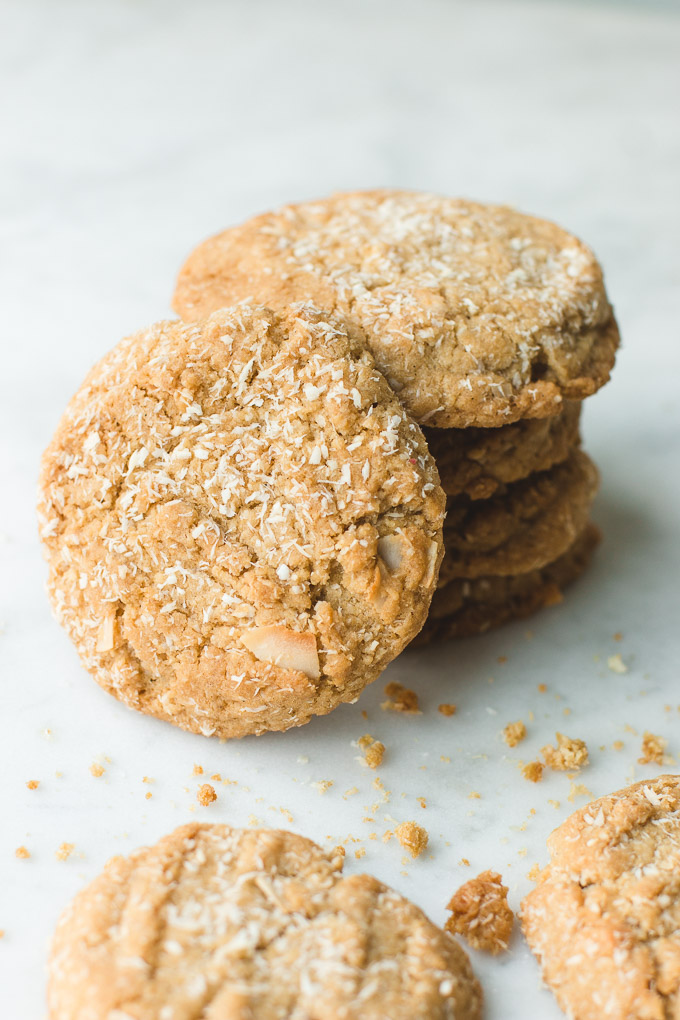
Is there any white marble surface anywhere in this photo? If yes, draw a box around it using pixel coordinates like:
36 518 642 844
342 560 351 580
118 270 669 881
2 0 680 1015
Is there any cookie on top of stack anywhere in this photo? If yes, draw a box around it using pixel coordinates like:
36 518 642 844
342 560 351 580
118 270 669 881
173 189 618 642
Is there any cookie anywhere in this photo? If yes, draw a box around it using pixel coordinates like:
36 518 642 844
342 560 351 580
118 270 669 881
172 189 619 428
48 822 483 1019
38 304 445 739
438 449 598 583
521 775 680 1020
424 400 581 501
414 522 600 644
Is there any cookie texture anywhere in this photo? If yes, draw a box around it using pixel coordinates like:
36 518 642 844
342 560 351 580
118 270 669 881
38 305 445 739
521 775 680 1020
48 823 483 1020
424 400 581 500
414 522 600 644
173 190 619 428
438 449 599 583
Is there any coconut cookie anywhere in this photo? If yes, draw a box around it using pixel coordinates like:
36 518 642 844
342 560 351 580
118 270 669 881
438 449 598 583
414 522 599 644
521 775 680 1020
38 304 445 739
48 823 483 1020
172 190 619 428
424 400 582 501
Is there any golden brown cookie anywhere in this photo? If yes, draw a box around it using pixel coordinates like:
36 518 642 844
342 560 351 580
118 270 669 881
38 304 445 739
438 449 599 583
173 190 619 428
414 522 600 644
424 400 581 500
48 823 483 1020
521 775 680 1020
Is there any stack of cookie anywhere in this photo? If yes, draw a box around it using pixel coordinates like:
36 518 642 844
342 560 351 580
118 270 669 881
172 190 618 643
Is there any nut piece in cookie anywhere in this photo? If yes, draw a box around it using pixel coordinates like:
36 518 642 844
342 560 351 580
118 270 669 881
173 189 619 428
38 305 445 740
521 775 680 1020
446 870 513 954
48 823 483 1020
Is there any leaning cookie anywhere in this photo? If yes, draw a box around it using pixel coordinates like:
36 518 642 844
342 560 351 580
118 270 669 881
48 823 483 1020
521 775 680 1020
173 189 619 428
414 522 600 644
38 304 445 739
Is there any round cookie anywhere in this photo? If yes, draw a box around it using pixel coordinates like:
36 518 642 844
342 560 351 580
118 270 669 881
521 775 680 1020
38 304 445 739
173 190 619 428
414 522 600 644
49 822 483 1020
424 400 582 501
438 448 599 583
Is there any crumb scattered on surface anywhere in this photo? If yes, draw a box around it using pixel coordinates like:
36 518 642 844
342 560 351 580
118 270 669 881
197 784 217 806
440 755 451 764
26 780 40 790
527 863 542 882
55 843 74 861
459 858 470 867
418 797 427 809
358 734 385 769
503 721 526 748
89 763 105 778
568 782 593 802
438 703 457 717
279 808 294 824
639 731 667 765
613 740 624 751
542 733 589 771
523 761 544 783
142 776 154 785
211 773 222 782
607 653 628 674
613 631 623 641
394 821 428 858
445 870 513 954
15 846 30 859
354 848 366 859
145 792 152 800
537 684 547 694
311 780 334 795
192 764 203 776
469 791 481 800
343 787 359 799
382 682 420 714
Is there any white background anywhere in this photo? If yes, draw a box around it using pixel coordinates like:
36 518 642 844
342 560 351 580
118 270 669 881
2 1 680 1016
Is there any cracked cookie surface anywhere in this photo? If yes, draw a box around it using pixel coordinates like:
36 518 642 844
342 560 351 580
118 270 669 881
521 775 680 1020
48 823 483 1020
38 305 444 739
173 190 618 428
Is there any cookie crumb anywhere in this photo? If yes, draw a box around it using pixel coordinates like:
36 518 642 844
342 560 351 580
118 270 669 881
192 764 204 776
438 703 457 717
15 846 30 859
142 776 154 785
607 653 628 674
537 684 547 694
26 780 40 790
89 763 105 778
418 797 427 809
358 734 385 769
311 780 334 795
394 821 428 858
542 733 589 771
445 870 513 954
382 682 420 714
639 731 667 765
343 787 359 799
527 863 541 883
522 761 544 783
354 847 366 859
145 791 152 800
568 782 593 802
55 843 74 861
613 740 624 751
503 721 526 748
197 784 217 806
459 857 470 867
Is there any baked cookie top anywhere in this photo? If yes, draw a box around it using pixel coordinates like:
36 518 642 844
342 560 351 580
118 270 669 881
173 190 619 428
38 304 444 739
49 823 483 1020
521 775 680 1020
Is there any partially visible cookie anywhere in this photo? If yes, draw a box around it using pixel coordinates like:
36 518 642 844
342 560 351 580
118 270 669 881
438 449 599 582
48 823 483 1020
414 522 600 644
38 304 445 739
521 775 680 1020
173 189 619 428
424 400 581 500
